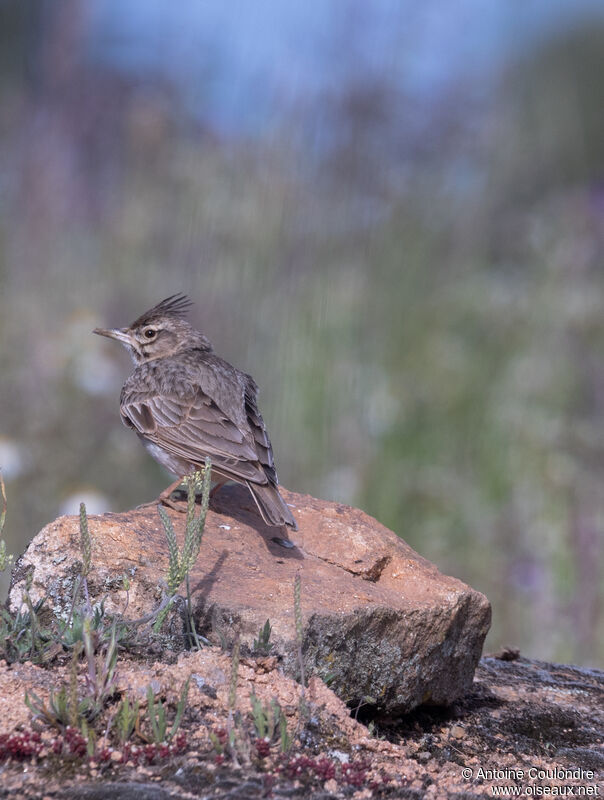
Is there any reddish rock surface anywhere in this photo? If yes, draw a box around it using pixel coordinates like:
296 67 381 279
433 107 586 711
9 484 491 713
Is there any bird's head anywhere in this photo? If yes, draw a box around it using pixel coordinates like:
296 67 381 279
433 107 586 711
93 294 212 365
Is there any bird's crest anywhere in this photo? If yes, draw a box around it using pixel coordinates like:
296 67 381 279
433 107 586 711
131 294 193 328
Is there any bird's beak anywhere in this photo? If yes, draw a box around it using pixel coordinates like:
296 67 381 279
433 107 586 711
93 327 133 345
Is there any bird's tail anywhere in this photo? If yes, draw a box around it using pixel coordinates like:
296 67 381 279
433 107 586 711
247 481 298 530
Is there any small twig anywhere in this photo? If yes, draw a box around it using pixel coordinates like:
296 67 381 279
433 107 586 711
185 573 209 648
152 594 176 633
130 593 176 628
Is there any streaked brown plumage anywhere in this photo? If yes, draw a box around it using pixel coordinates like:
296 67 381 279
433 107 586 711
93 294 297 529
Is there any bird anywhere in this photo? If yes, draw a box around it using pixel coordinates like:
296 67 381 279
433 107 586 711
93 294 297 529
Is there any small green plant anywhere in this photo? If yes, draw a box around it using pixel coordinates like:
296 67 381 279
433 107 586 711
226 635 241 763
25 617 120 736
279 708 292 753
319 671 336 687
253 619 273 655
112 694 140 744
79 502 92 579
82 616 119 713
25 647 93 731
249 691 273 739
154 459 211 633
210 636 294 765
53 506 133 652
0 539 13 573
58 599 112 649
228 636 240 713
160 461 211 595
0 596 55 663
353 694 378 721
208 729 225 755
367 719 386 740
145 677 190 744
72 502 93 604
0 472 14 572
209 690 292 763
293 573 307 718
62 501 95 639
211 607 229 651
249 691 291 752
121 571 131 614
5 506 97 664
25 684 93 730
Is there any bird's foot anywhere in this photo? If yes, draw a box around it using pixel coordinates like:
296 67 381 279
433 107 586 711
154 478 189 512
158 489 188 512
140 479 226 513
210 480 227 499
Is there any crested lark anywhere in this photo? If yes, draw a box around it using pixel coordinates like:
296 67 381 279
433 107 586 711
93 294 297 529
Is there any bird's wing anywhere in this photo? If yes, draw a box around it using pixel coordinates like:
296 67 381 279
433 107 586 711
243 377 278 485
120 385 269 484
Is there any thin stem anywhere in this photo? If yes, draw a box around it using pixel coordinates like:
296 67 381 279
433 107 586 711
0 471 7 535
185 574 204 649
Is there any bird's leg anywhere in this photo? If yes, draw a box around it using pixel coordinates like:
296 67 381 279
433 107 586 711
146 477 226 513
210 480 227 499
158 477 187 511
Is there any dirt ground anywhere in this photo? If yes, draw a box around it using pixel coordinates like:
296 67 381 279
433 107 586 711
0 647 602 799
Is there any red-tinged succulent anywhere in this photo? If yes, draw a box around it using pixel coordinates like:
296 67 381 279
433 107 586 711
0 730 43 760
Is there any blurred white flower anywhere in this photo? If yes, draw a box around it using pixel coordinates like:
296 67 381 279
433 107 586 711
62 311 124 395
72 349 122 395
0 437 26 480
59 490 111 516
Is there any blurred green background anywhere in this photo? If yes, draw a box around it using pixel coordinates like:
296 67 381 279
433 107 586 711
1 1 603 667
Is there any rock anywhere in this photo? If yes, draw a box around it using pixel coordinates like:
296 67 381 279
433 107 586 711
62 783 177 799
9 484 490 713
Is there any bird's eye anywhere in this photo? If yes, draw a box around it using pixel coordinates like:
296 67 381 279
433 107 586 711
143 328 157 339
